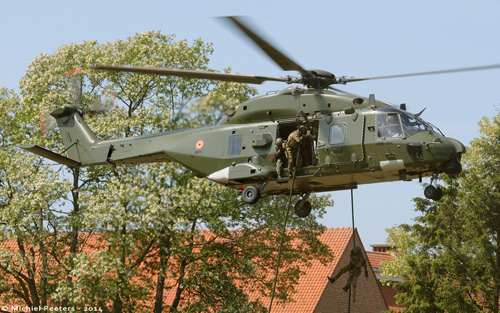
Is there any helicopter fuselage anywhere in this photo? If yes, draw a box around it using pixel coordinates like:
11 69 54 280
203 87 464 196
24 87 465 201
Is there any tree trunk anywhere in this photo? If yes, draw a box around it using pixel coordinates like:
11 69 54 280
170 219 197 312
16 238 39 307
169 260 187 312
38 206 48 307
153 232 171 313
113 224 127 313
62 169 81 307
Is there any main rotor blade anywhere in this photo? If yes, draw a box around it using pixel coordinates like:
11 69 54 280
93 65 285 84
345 64 500 83
223 16 312 77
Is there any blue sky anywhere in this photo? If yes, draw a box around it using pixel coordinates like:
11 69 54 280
2 0 500 246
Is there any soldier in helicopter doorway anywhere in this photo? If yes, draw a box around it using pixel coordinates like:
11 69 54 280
286 125 308 177
274 138 287 179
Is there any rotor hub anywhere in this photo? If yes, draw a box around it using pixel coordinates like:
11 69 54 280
295 69 338 89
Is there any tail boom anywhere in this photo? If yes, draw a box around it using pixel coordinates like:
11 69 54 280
23 106 179 168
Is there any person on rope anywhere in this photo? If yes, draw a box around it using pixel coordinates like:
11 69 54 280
327 246 368 301
285 125 308 177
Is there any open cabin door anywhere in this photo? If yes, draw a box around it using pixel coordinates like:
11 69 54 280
276 120 319 167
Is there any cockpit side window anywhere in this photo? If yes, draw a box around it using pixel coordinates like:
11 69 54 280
376 113 403 138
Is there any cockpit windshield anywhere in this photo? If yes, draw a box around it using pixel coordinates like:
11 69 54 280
400 114 434 136
376 109 442 139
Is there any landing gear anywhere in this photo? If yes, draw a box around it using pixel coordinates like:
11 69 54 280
242 185 261 204
424 173 443 201
295 200 312 218
294 193 312 218
424 185 443 201
241 183 313 218
241 180 269 205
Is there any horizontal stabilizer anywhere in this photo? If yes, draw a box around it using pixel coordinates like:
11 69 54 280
20 144 81 168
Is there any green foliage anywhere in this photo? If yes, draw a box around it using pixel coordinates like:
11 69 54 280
0 31 333 312
383 114 500 312
0 88 71 307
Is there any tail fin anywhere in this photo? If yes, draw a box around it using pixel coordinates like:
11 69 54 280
49 106 108 165
22 106 109 167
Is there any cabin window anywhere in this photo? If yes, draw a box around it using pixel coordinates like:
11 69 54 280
228 135 242 155
329 124 346 145
376 113 403 138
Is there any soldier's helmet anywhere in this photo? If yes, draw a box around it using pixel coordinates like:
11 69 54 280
352 246 362 255
299 125 307 135
276 138 283 146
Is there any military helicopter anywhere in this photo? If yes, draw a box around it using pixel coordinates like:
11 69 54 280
22 16 500 218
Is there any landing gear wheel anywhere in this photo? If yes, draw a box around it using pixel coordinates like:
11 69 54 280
242 186 261 204
424 185 437 200
424 185 443 201
294 200 312 218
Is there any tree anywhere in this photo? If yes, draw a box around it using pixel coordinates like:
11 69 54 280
383 113 500 312
1 32 334 312
0 87 70 307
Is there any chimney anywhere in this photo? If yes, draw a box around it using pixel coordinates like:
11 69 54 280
370 244 395 253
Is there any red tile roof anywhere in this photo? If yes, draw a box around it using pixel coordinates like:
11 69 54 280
379 284 404 312
257 227 393 313
366 250 394 269
0 228 399 312
366 250 405 311
259 227 354 312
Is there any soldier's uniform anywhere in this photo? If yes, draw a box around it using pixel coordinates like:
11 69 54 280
327 246 368 297
301 127 316 167
274 138 286 179
286 126 306 176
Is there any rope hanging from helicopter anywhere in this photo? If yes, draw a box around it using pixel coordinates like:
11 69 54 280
268 156 359 313
267 144 300 313
268 113 306 313
348 188 356 313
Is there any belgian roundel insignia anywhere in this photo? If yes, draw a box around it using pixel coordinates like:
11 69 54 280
195 139 205 150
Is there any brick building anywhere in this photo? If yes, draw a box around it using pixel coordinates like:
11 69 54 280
251 227 402 313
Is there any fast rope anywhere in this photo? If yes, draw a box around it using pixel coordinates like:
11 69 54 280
348 188 356 313
268 144 301 313
351 189 356 248
268 144 358 313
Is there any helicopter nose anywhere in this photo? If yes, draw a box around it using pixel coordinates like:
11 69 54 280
429 137 466 175
440 137 466 154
